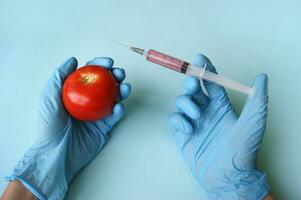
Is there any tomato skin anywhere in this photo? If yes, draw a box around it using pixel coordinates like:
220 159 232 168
62 65 119 121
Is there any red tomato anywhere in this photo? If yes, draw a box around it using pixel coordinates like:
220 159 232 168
62 65 119 121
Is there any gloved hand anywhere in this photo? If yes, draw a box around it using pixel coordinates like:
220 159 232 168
168 54 269 199
6 57 131 200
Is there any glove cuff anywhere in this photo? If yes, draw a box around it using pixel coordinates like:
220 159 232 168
236 171 270 199
5 175 47 200
6 134 70 200
205 170 270 200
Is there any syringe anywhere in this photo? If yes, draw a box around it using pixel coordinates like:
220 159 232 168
130 47 254 95
106 38 254 95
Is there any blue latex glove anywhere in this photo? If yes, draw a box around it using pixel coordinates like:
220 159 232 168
6 57 131 200
168 54 269 199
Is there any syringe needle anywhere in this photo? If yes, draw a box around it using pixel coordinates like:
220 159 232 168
104 36 146 56
104 36 130 48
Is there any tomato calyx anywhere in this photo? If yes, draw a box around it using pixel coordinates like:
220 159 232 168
80 73 97 84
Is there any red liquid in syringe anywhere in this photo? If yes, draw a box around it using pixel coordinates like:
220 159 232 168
146 49 189 74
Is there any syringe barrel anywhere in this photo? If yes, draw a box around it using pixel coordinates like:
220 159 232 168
146 49 189 73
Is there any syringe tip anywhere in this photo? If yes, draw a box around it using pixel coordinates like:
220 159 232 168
130 47 145 55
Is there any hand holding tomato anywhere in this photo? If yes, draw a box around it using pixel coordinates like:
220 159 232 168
7 57 131 199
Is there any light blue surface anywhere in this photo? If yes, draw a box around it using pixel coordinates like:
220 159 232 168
0 0 300 199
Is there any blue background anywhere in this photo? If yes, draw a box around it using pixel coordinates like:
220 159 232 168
0 0 300 199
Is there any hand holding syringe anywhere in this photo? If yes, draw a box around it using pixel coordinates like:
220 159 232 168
107 38 254 95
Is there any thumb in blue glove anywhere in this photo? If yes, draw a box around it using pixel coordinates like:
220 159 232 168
168 54 269 199
6 57 131 200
